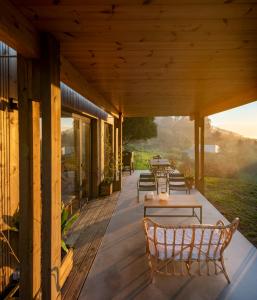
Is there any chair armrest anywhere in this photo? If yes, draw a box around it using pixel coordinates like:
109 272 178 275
216 220 225 226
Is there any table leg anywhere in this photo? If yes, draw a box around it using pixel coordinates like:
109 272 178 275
192 208 195 217
200 207 202 224
144 207 146 217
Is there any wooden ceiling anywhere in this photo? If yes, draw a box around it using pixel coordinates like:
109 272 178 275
13 0 257 116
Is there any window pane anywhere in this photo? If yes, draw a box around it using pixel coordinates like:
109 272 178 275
61 117 80 210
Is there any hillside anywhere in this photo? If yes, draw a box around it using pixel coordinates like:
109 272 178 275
127 116 257 179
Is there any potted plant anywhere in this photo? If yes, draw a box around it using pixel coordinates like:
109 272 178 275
170 159 177 171
185 175 194 190
61 203 78 257
60 203 78 287
1 209 20 297
100 177 114 196
100 130 115 196
183 167 194 192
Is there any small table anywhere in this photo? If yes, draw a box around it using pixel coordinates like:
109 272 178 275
144 195 202 223
150 158 170 168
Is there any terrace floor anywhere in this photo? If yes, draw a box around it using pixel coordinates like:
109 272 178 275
66 171 257 300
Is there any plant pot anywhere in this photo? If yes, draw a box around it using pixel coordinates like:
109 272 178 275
99 182 113 196
60 248 74 288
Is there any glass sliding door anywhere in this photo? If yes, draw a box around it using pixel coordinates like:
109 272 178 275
61 116 80 211
61 113 92 212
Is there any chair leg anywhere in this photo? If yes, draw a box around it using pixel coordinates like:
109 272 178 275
221 257 231 284
150 270 156 284
137 190 139 203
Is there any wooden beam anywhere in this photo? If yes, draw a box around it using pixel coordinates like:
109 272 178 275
114 113 123 191
18 55 41 299
40 33 61 300
91 119 100 198
200 117 205 194
60 56 119 117
113 124 119 192
194 115 200 190
0 0 40 57
199 87 257 117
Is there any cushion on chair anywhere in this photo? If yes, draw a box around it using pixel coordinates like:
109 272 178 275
147 226 224 261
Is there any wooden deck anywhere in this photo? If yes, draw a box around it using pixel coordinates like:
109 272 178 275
60 172 257 300
61 191 120 299
79 172 257 300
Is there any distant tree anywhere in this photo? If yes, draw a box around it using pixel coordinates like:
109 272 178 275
123 117 157 145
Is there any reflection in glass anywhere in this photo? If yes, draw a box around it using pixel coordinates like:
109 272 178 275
61 117 80 210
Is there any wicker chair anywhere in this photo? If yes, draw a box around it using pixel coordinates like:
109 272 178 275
143 217 239 283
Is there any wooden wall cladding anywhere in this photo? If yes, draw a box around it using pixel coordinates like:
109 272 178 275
0 41 19 296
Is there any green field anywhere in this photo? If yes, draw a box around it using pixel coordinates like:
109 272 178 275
132 149 189 170
133 150 169 169
205 177 257 247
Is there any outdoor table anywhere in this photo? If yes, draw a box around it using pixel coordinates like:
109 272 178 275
149 158 170 168
144 195 203 223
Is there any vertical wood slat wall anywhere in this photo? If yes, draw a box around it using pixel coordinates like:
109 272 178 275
0 42 19 295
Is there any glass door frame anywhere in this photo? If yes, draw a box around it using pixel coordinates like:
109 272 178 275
61 111 92 210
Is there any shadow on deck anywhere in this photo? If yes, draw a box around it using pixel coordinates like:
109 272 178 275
63 171 257 300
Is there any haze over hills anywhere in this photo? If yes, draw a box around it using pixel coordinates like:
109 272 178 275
134 116 254 153
131 116 257 178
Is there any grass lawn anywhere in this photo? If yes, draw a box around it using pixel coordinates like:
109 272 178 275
132 149 185 170
134 151 155 169
205 177 257 247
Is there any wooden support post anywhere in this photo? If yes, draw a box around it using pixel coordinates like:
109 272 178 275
18 56 41 299
117 113 123 190
91 119 100 198
194 115 200 190
75 119 81 202
200 117 205 194
113 124 119 192
40 33 61 300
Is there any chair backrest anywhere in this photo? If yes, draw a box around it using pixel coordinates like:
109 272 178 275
143 217 239 261
139 173 156 183
153 155 161 159
123 151 133 165
168 172 185 182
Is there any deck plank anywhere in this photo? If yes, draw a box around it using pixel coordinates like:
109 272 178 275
61 191 120 299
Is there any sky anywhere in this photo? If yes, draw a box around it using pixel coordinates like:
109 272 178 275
209 101 257 139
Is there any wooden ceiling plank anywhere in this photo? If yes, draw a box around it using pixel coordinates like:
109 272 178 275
23 19 257 33
0 0 117 115
14 4 257 20
12 0 257 5
12 0 257 117
60 56 119 116
0 0 40 57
